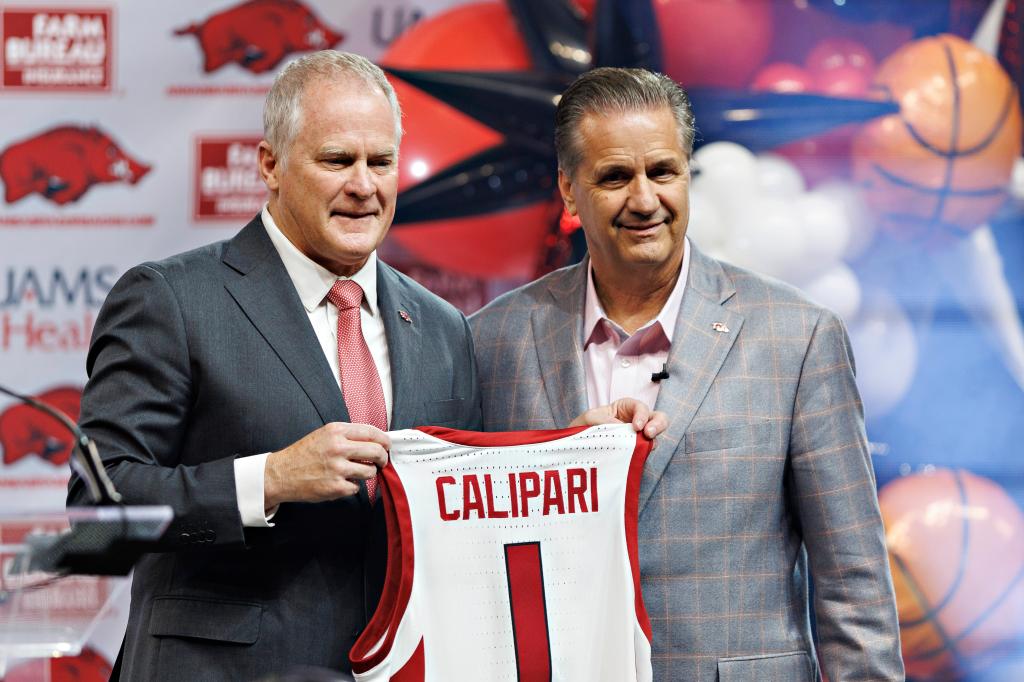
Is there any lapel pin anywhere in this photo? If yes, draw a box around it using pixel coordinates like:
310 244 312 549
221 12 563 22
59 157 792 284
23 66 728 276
711 322 729 333
398 310 412 324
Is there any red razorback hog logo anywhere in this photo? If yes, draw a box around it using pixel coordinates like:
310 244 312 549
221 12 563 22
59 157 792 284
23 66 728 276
0 386 82 467
0 126 151 205
174 0 344 74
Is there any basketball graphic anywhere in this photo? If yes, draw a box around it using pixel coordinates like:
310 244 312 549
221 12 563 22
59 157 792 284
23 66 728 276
879 469 1024 679
852 34 1022 243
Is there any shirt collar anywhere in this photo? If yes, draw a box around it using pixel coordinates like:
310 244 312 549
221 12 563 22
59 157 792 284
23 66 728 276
583 237 691 347
261 204 379 315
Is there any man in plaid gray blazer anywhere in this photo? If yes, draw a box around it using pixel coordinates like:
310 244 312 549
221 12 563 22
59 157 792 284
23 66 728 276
470 68 904 681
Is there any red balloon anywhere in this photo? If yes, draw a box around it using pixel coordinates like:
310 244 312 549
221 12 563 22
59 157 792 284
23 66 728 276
775 127 857 187
380 2 554 280
814 64 871 97
805 37 876 80
655 0 774 88
382 2 531 70
750 62 814 93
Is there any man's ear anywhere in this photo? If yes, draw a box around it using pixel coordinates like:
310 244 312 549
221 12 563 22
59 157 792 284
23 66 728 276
258 140 280 192
557 168 577 216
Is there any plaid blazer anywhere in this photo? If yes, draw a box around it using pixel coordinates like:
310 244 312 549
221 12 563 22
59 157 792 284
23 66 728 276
469 245 904 682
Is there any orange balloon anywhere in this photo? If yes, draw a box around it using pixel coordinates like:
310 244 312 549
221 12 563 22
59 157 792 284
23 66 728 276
852 34 1022 243
879 469 1024 679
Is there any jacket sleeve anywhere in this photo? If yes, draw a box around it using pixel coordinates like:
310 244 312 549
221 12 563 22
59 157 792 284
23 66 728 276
789 309 905 681
67 264 247 550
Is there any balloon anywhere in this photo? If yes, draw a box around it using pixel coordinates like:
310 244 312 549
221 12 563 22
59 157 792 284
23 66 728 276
879 469 1024 680
813 180 877 259
692 141 760 229
813 64 870 97
382 2 532 70
851 34 1023 243
379 2 554 280
805 37 876 80
756 153 807 198
801 263 861 321
654 0 774 88
685 186 729 252
727 196 806 281
847 291 917 419
750 62 814 93
775 127 856 187
796 190 852 274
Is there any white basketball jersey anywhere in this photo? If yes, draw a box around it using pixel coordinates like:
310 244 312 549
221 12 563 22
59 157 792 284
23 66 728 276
349 423 653 682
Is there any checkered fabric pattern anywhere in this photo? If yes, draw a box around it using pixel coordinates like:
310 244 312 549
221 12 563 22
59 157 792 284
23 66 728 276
469 245 904 682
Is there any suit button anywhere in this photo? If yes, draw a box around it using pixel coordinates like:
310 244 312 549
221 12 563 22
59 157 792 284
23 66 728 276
205 530 216 542
180 532 191 543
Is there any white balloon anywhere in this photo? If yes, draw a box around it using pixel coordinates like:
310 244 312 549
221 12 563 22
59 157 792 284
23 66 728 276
686 187 730 250
801 263 862 322
756 153 806 198
726 197 807 281
796 191 852 278
847 292 918 420
814 180 877 259
1011 156 1024 201
692 142 759 228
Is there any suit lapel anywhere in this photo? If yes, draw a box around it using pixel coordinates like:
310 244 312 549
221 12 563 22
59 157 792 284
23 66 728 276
640 245 744 514
531 260 589 428
222 217 348 426
376 262 423 429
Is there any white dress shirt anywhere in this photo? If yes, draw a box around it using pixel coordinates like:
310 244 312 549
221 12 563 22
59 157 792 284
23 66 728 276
234 205 393 527
583 239 690 410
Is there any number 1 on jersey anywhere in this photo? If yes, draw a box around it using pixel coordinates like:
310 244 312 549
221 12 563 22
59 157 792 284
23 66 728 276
504 542 552 682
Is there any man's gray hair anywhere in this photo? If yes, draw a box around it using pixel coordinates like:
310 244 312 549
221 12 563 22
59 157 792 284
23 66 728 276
554 67 695 176
263 50 402 160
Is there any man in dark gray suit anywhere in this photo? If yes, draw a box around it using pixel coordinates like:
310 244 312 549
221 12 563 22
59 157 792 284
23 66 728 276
471 68 905 681
67 51 482 680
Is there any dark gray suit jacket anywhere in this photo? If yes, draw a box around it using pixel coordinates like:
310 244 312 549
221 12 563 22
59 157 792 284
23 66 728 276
470 246 904 682
68 216 481 681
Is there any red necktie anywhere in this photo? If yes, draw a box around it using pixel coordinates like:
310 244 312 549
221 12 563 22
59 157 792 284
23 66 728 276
327 279 387 503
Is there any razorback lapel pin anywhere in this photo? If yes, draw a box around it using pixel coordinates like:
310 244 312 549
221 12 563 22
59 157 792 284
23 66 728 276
711 322 729 333
399 310 412 324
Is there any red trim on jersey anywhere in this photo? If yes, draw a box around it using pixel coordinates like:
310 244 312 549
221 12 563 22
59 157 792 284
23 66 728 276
416 425 589 447
504 542 553 682
391 637 425 682
350 463 416 674
625 435 654 642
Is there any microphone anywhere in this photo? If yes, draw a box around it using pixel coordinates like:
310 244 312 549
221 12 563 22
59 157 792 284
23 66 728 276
651 364 670 383
0 383 121 505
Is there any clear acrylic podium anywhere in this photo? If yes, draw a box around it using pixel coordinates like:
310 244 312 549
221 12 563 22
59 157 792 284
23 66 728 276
0 506 172 676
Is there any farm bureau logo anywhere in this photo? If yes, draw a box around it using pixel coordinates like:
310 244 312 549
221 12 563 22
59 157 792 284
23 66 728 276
1 8 113 90
0 386 82 467
0 126 150 206
0 265 117 352
194 136 266 221
175 0 343 74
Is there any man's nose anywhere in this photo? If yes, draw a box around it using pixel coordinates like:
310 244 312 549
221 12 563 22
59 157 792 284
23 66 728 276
345 163 375 199
626 176 659 214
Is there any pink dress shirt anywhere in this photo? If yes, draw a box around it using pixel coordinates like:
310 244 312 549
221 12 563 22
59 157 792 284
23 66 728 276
583 239 691 410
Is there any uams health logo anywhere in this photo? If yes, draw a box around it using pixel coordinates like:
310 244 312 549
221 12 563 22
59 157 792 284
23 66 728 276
1 265 116 352
0 126 150 205
175 0 343 74
195 137 266 221
0 386 82 467
1 8 112 91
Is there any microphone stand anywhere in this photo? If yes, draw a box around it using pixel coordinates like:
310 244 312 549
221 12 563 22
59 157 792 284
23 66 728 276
0 383 120 505
0 384 170 575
